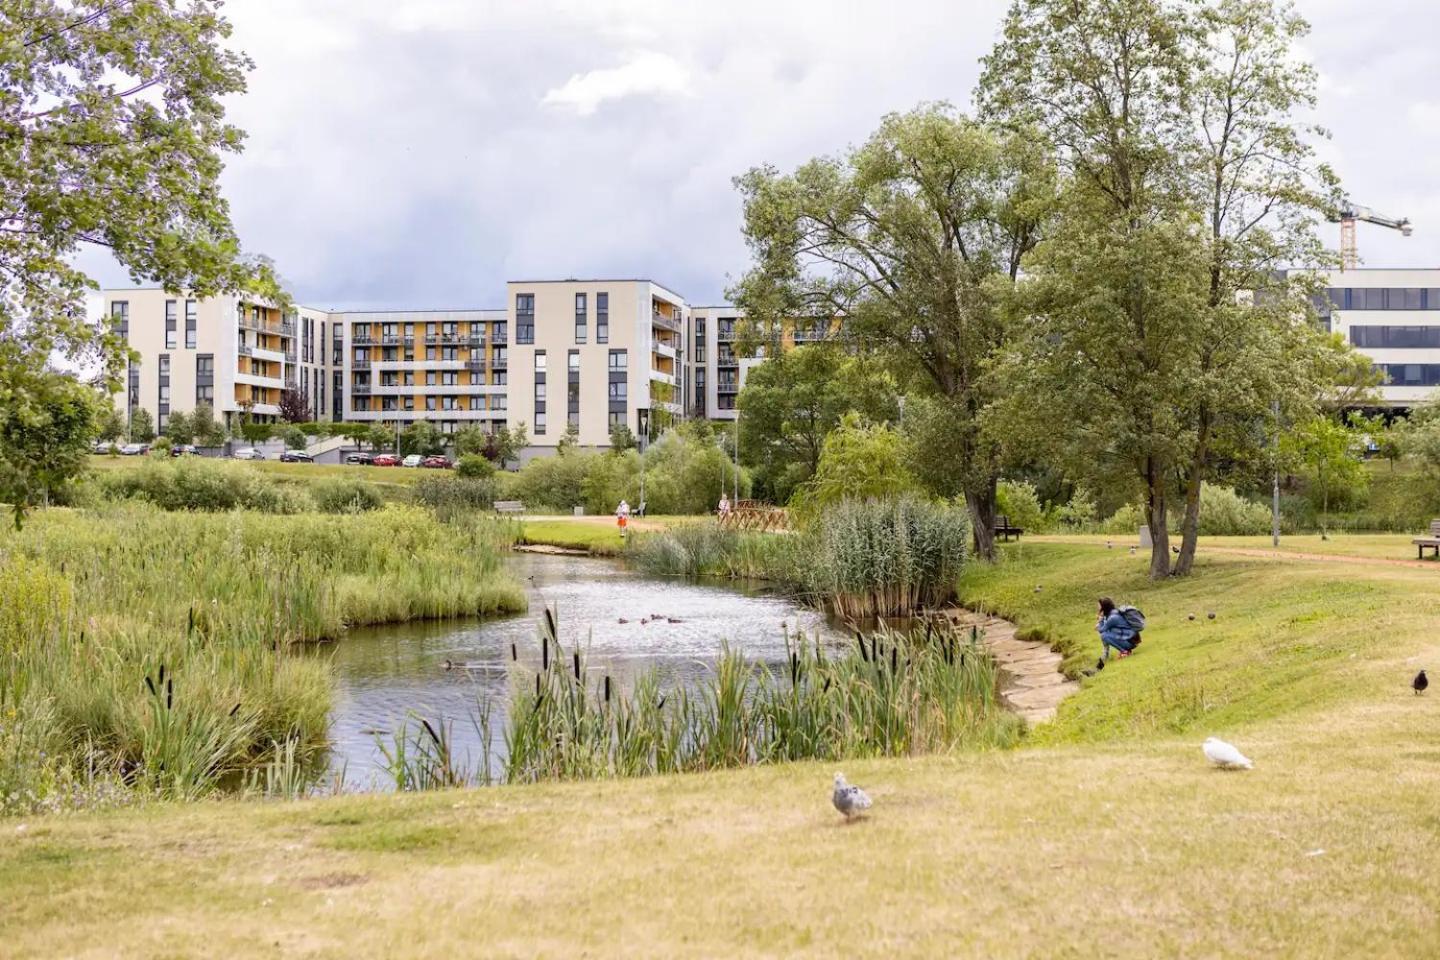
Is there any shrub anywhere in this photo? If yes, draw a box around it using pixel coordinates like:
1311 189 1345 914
1193 485 1271 536
1099 502 1146 535
509 450 593 511
997 479 1047 533
790 414 913 523
94 457 309 513
455 453 495 479
412 475 499 520
311 477 383 514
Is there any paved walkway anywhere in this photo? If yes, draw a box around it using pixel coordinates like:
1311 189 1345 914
947 608 1079 726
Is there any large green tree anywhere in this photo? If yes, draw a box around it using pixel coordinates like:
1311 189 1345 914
0 376 98 523
0 1 282 515
979 0 1344 577
736 344 898 503
731 104 1056 558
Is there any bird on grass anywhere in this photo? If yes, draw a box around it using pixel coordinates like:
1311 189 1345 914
1414 670 1429 695
1203 737 1253 770
832 773 872 820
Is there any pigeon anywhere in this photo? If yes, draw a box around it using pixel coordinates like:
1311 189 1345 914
1207 612 1216 620
832 773 872 820
1203 736 1253 770
618 617 629 624
1414 670 1429 695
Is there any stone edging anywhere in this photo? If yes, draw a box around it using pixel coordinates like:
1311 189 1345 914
947 609 1079 726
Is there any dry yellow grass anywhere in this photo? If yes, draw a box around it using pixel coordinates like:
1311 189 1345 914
6 544 1440 958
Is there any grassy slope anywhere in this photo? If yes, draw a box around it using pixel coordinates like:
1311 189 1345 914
7 543 1440 957
517 516 678 555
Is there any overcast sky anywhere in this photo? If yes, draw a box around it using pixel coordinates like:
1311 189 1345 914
93 0 1440 310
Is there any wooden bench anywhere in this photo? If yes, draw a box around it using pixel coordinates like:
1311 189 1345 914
494 500 526 515
994 514 1024 542
1413 519 1440 559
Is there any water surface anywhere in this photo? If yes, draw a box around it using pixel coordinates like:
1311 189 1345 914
316 552 844 788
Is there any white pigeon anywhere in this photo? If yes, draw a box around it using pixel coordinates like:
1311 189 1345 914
832 772 873 819
1203 736 1253 770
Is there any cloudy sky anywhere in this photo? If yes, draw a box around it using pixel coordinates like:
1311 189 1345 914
95 0 1440 309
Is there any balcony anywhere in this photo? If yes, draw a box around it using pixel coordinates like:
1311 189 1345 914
651 311 682 334
716 326 736 342
252 346 285 364
717 380 739 394
352 383 371 395
352 359 371 370
465 333 485 347
352 333 373 345
381 334 404 345
284 348 297 362
237 343 253 357
465 359 485 373
280 320 296 337
651 338 678 359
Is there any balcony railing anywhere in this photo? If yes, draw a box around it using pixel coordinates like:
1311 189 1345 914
651 311 682 333
465 333 485 347
352 359 371 370
284 349 297 362
717 381 739 393
465 359 485 373
237 343 253 357
352 383 371 395
280 321 296 337
381 334 404 345
352 333 373 345
716 326 736 341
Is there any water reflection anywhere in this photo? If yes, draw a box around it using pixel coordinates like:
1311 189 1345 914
313 551 845 788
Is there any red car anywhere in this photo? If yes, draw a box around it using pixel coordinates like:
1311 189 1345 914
372 454 401 467
421 455 452 469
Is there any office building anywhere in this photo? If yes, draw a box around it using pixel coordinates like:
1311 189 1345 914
1304 268 1440 407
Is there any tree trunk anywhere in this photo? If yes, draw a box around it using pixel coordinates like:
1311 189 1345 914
965 479 998 563
1174 422 1210 577
1146 458 1171 579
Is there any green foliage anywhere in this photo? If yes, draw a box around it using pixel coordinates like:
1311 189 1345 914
609 423 638 452
0 503 522 810
581 450 642 514
93 457 309 514
557 421 580 454
0 1 284 496
493 610 1017 785
311 478 383 514
1193 485 1272 536
641 422 748 515
237 417 271 445
509 449 593 511
737 345 898 502
282 425 308 451
0 376 99 524
996 479 1046 533
492 421 528 465
96 404 126 442
129 407 156 443
452 425 489 458
1282 416 1368 534
411 476 499 521
277 389 312 423
399 420 444 457
163 409 194 445
790 414 914 522
455 454 495 479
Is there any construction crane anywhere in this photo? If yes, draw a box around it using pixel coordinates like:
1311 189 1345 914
1328 201 1412 271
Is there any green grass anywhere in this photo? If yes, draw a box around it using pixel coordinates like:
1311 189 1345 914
516 518 628 555
1038 530 1435 562
8 542 1440 956
87 454 426 500
0 503 524 809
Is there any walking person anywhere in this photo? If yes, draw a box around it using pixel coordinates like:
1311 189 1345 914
616 498 631 538
718 493 731 517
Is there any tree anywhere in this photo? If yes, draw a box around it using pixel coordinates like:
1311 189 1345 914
979 0 1344 577
399 420 443 457
130 408 155 443
557 421 580 455
96 404 125 443
0 377 98 526
238 417 272 445
282 425 307 451
491 422 528 466
1283 415 1366 538
736 344 898 503
0 2 284 464
277 388 312 424
190 404 226 448
453 425 489 457
609 423 638 453
732 104 1055 559
164 409 194 446
789 414 916 522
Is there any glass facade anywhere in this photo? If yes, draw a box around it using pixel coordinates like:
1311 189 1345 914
1351 326 1440 349
1377 364 1440 387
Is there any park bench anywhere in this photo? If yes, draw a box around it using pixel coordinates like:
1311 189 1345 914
994 514 1024 542
494 500 526 515
1413 519 1440 559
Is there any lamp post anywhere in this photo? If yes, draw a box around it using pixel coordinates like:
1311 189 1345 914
1271 399 1281 547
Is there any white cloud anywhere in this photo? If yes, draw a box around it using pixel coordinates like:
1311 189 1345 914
540 51 693 116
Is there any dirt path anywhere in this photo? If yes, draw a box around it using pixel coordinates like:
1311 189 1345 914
1030 536 1440 571
947 608 1078 725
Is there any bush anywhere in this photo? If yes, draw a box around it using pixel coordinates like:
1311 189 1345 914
311 478 383 514
455 453 495 480
790 414 913 523
412 475 499 520
94 458 310 513
1099 502 1146 535
641 424 745 515
1194 485 1271 536
997 479 1047 533
509 451 593 511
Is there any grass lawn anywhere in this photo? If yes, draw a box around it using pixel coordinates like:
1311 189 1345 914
516 515 682 555
1036 530 1436 563
7 543 1440 957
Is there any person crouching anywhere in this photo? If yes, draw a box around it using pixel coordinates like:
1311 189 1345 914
1096 596 1137 660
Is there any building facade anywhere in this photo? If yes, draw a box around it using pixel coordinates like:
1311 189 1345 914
1304 268 1440 408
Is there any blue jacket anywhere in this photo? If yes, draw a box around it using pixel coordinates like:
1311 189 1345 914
1097 610 1136 644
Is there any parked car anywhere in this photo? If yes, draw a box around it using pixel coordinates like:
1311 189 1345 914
420 455 452 469
232 447 266 461
344 452 374 466
372 454 401 467
119 443 148 456
170 444 199 457
279 450 314 463
93 439 119 454
401 454 424 468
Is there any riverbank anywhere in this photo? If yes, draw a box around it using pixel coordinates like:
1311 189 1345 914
8 540 1440 956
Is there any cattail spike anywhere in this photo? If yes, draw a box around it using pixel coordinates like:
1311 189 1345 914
166 677 173 710
229 702 241 717
144 675 156 697
573 650 581 680
510 642 517 662
604 675 611 702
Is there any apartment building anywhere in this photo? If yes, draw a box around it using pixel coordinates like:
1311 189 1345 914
1303 268 1440 407
689 306 835 420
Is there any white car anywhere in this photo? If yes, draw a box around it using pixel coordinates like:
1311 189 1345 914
401 454 424 468
232 447 266 461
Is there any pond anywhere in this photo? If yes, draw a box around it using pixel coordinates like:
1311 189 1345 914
315 551 846 789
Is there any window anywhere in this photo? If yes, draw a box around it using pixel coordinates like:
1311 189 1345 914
426 371 437 386
596 292 609 343
534 351 547 372
608 410 625 430
165 300 177 349
575 292 587 343
1377 363 1440 386
185 300 197 348
425 397 437 411
442 372 457 386
1351 326 1440 349
158 353 170 427
492 370 508 386
535 411 547 434
441 347 458 361
608 381 628 401
493 322 508 344
195 353 215 407
110 301 130 339
516 293 535 343
197 385 214 404
492 346 507 367
535 382 547 401
568 351 580 373
608 349 627 371
159 355 170 376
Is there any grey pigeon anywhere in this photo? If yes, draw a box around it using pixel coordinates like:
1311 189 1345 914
832 772 872 819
